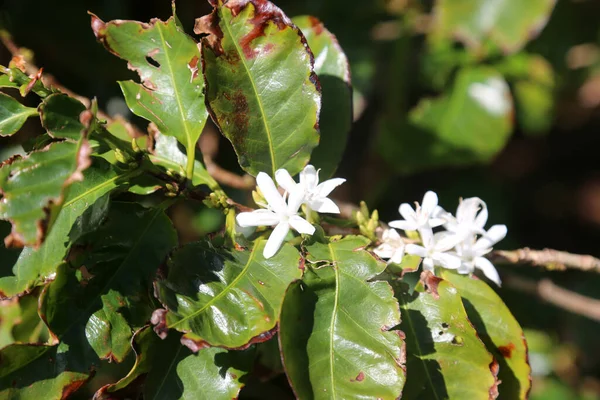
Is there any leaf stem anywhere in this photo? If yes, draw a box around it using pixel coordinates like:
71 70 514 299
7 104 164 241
186 143 195 180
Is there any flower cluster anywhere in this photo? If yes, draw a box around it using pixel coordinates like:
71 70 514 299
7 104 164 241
236 165 345 259
374 191 507 285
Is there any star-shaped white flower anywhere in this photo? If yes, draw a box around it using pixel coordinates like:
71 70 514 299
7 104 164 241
275 165 345 214
389 191 446 243
455 224 507 286
443 197 488 240
236 172 315 259
405 228 461 272
374 228 406 264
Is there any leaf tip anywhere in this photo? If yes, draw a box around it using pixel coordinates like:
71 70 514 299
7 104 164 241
151 308 169 339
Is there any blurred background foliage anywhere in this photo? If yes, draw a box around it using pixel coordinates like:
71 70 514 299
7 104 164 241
2 0 600 398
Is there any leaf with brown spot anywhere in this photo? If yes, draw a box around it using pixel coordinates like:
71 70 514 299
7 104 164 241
91 7 207 178
280 236 406 399
440 270 531 399
197 0 320 177
0 92 38 137
394 271 498 399
154 239 302 349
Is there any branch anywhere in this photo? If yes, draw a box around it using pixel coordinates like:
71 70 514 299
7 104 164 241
504 273 600 322
489 248 600 274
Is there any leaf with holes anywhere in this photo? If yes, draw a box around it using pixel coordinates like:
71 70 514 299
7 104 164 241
91 8 207 177
440 270 531 399
39 93 86 140
154 239 303 350
293 16 352 179
197 0 320 177
0 158 126 298
394 271 498 399
0 140 91 249
280 236 406 399
432 0 557 53
379 67 513 173
0 92 38 137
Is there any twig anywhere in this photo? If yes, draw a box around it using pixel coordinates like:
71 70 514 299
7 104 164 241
1 30 145 137
489 248 600 274
504 273 600 321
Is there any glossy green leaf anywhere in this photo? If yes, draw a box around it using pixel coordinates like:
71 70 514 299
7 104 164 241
39 93 86 140
52 202 177 362
440 270 531 399
0 292 50 348
0 140 91 249
380 67 513 173
91 11 207 178
0 65 52 97
198 0 320 177
395 271 498 399
280 236 406 399
0 158 126 298
432 0 557 53
149 131 219 190
0 92 38 136
0 298 20 348
154 239 303 349
293 16 352 179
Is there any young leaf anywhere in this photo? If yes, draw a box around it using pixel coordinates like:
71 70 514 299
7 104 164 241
440 270 531 399
39 93 86 140
395 271 499 399
293 16 352 179
153 239 303 350
379 67 513 173
91 11 207 178
197 0 320 177
432 0 556 54
0 92 38 137
149 131 219 190
0 139 91 248
42 202 177 363
280 236 406 400
0 158 126 298
0 66 52 97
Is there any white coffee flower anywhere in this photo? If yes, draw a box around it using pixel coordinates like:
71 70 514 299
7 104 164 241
236 172 315 259
405 228 462 272
443 197 488 240
389 191 446 243
275 165 345 214
455 224 507 286
374 228 406 264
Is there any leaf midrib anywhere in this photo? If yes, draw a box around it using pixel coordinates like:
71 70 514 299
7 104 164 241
327 243 340 399
0 107 36 131
221 9 277 176
168 242 259 329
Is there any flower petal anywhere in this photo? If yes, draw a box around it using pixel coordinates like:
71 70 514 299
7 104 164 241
236 210 279 227
476 224 507 250
263 222 290 259
434 252 462 270
310 198 340 214
475 257 501 286
275 169 297 193
421 191 439 215
474 204 488 230
390 248 405 264
287 187 305 214
374 245 392 260
257 172 286 213
288 215 315 235
398 203 417 222
300 165 319 190
316 178 346 197
422 257 434 271
434 231 461 252
389 220 418 232
406 244 427 258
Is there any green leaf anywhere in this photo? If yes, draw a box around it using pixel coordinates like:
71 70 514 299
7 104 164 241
91 11 207 179
432 0 556 53
280 236 406 399
197 0 320 177
0 92 38 137
0 158 126 298
154 239 303 349
149 131 219 190
0 65 52 97
46 202 177 362
379 67 513 173
293 16 352 179
39 93 86 140
394 271 498 399
0 292 50 347
440 270 531 399
0 140 92 248
0 298 21 348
